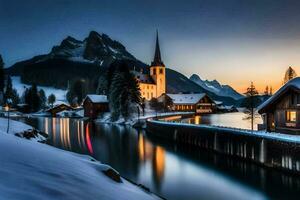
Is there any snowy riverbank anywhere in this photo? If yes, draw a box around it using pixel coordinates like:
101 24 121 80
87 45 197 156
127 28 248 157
0 118 160 200
96 111 194 126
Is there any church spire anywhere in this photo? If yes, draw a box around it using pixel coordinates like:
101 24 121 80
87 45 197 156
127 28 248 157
151 30 165 67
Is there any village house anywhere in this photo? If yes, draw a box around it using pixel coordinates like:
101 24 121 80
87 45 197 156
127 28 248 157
258 77 300 134
46 103 73 117
163 93 216 114
83 95 109 118
133 31 166 101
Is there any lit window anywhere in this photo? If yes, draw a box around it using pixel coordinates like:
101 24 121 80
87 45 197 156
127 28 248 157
286 111 297 122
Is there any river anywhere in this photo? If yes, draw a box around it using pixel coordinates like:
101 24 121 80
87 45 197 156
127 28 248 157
14 112 300 200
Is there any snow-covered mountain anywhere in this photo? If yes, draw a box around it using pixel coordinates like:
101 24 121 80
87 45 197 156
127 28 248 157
45 31 136 66
190 74 243 100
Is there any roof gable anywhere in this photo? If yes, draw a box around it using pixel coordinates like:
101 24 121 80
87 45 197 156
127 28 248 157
258 77 300 113
166 93 209 105
85 95 108 103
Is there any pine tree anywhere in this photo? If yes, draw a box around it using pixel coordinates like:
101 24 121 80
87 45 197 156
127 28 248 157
66 79 87 106
243 82 259 131
284 66 297 84
4 75 13 102
47 94 56 108
25 84 41 112
269 86 273 95
108 61 141 121
10 89 20 107
39 89 47 108
96 75 108 95
264 86 269 96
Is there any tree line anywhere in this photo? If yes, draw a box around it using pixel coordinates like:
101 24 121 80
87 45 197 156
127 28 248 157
0 55 56 112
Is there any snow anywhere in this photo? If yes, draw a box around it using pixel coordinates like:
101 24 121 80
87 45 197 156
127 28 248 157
258 77 300 112
0 118 159 200
109 46 119 54
97 111 194 126
12 76 67 101
85 94 108 103
0 117 32 134
166 93 206 105
149 119 300 144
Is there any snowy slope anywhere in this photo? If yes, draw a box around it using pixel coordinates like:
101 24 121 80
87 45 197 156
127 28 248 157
0 118 159 200
190 74 243 100
12 76 67 101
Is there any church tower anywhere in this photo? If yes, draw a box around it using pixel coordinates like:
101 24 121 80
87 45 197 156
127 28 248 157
150 31 166 97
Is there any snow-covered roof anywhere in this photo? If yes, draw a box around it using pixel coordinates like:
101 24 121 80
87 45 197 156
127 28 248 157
86 95 108 103
258 77 300 113
166 93 208 105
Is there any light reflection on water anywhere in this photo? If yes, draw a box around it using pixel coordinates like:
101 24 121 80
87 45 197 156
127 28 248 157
173 112 263 130
14 116 300 200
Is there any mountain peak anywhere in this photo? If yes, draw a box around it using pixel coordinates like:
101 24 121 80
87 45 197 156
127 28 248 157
190 73 243 100
190 74 201 81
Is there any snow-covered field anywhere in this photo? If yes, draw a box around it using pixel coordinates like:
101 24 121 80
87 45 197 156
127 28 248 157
12 76 67 101
0 118 159 200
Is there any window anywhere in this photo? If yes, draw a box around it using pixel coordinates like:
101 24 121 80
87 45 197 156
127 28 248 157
159 68 163 74
286 111 297 122
153 68 156 75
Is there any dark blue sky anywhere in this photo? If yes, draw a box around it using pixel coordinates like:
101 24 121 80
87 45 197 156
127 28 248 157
1 0 300 91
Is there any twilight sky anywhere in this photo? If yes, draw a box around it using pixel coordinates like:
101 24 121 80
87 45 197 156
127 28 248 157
1 0 300 93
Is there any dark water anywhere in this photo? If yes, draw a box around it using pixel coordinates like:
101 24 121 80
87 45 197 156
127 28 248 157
15 115 300 200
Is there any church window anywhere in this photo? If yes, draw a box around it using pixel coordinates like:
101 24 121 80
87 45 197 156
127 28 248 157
153 68 156 75
159 68 163 74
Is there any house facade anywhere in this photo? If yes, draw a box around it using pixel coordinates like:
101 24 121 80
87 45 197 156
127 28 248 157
133 31 166 100
83 95 109 118
258 77 300 134
163 93 216 114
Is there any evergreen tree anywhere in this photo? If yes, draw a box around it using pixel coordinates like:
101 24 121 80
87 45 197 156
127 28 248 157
24 84 41 112
96 74 108 95
264 86 269 96
4 76 20 107
284 66 297 84
149 98 163 111
47 94 56 108
10 89 20 107
66 79 87 106
0 55 5 104
269 86 273 95
162 94 174 112
39 89 47 108
4 76 13 101
108 60 141 121
242 82 260 131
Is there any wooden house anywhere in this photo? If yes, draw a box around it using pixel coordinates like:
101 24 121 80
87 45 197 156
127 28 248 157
163 93 216 114
46 103 73 117
83 95 109 118
258 77 300 134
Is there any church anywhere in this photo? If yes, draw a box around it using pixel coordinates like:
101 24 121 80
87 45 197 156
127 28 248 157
133 32 166 100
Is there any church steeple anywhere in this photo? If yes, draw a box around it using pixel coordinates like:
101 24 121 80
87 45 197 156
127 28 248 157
151 30 165 67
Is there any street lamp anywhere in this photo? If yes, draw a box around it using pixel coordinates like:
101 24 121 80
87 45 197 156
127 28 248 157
6 98 12 133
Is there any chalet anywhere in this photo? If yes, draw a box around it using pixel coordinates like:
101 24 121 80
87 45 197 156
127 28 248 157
83 95 109 118
46 103 73 117
258 77 300 134
163 93 216 114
